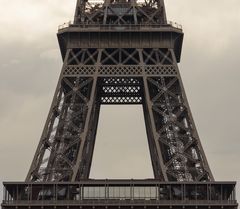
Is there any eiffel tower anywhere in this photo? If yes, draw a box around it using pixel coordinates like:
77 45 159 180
2 0 238 209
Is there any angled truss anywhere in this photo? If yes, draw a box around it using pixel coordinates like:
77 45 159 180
145 76 212 181
74 0 167 25
26 47 213 182
101 48 140 65
68 49 98 65
26 0 214 183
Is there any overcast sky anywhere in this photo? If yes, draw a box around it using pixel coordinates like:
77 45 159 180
0 0 239 201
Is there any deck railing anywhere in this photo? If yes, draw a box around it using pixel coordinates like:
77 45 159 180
2 180 237 206
58 21 182 31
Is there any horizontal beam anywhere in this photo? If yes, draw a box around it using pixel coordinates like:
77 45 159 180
3 180 237 185
2 181 237 208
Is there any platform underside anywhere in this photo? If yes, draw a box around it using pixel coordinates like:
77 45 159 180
2 204 238 209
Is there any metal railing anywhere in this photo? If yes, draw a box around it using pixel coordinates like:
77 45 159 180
58 21 182 31
2 180 237 206
2 199 238 206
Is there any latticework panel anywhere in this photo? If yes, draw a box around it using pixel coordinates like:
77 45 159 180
145 65 177 75
143 49 174 65
63 66 96 76
101 48 140 65
63 48 177 76
27 47 213 183
146 76 212 181
63 65 177 76
99 65 142 75
101 96 142 104
26 77 95 182
74 0 166 25
68 49 98 65
99 77 142 104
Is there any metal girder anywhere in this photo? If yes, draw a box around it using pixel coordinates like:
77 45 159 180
5 0 238 208
26 45 214 182
24 0 215 183
3 181 238 209
73 0 167 25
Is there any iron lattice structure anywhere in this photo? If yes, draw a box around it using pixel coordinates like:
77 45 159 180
2 1 238 209
25 0 214 183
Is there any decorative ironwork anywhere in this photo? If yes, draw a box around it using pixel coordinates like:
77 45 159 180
74 0 167 25
25 0 215 183
63 66 96 76
2 0 238 209
145 65 177 75
99 65 142 75
2 181 237 208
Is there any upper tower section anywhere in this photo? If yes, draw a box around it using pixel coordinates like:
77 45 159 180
58 0 183 63
74 0 167 25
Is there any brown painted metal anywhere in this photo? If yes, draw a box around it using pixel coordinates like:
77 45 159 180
2 181 238 209
25 0 215 183
2 1 238 209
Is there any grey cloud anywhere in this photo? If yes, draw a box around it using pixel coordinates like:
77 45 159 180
0 0 239 202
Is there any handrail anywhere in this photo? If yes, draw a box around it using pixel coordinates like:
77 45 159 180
2 181 237 204
2 200 238 205
58 21 182 31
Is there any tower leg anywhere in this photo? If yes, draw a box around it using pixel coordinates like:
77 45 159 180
71 77 100 180
26 49 101 182
143 76 168 181
141 48 213 181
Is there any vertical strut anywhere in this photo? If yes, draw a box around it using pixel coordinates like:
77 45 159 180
74 0 87 24
158 0 167 24
71 77 98 180
139 49 168 181
71 49 103 181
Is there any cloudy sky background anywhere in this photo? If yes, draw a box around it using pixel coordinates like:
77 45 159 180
0 0 239 201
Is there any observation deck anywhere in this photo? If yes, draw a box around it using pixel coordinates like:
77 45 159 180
2 180 238 209
57 22 183 63
58 21 183 31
